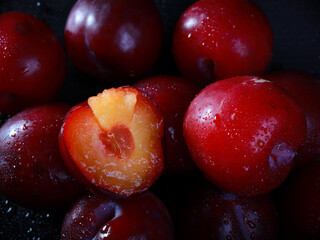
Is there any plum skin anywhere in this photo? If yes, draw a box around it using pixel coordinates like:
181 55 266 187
0 12 66 114
64 0 163 83
279 162 320 239
0 103 84 208
172 0 273 84
134 75 202 174
61 191 174 240
183 76 306 196
176 181 279 240
264 70 320 168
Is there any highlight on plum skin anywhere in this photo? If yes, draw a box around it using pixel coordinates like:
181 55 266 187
0 103 84 208
61 191 174 240
64 0 163 84
175 181 279 240
59 87 165 197
0 12 66 115
183 76 307 196
134 75 202 174
264 70 320 169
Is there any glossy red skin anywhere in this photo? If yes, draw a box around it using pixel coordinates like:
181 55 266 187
65 0 163 83
59 89 164 197
264 70 320 168
184 76 306 196
134 75 202 174
279 162 320 239
61 191 174 240
0 12 66 114
172 0 273 85
0 104 84 208
176 181 279 240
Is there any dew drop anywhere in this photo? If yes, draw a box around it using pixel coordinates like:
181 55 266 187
250 232 256 239
226 234 232 240
257 140 265 148
247 220 256 229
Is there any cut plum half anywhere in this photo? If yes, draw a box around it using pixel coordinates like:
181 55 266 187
60 87 164 197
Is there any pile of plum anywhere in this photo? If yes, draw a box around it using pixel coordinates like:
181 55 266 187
0 0 319 239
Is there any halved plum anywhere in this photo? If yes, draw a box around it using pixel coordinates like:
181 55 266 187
59 87 164 197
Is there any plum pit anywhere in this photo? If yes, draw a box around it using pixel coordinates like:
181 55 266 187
99 124 134 159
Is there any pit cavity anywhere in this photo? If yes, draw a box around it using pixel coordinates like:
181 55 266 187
99 124 134 159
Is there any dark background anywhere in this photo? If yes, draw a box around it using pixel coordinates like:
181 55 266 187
0 0 319 239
